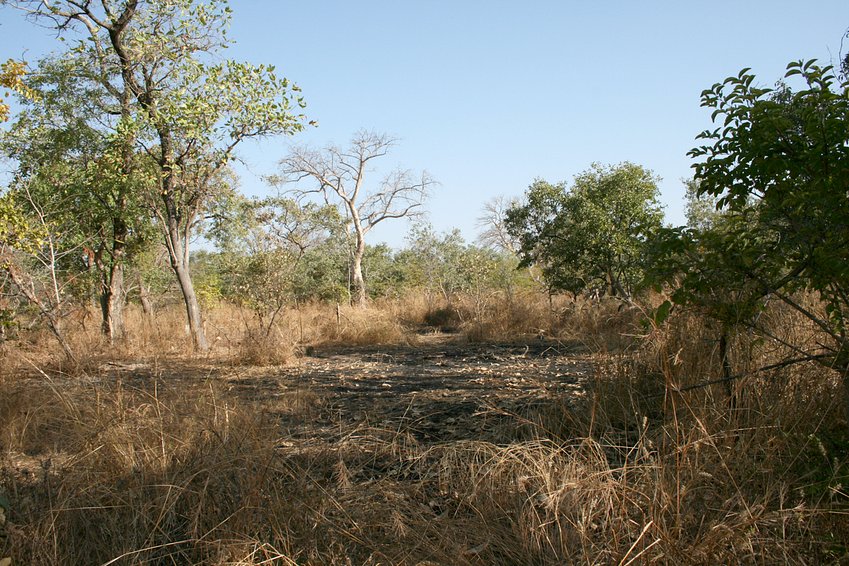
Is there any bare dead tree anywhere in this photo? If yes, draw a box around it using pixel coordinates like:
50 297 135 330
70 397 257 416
277 131 435 306
475 195 521 253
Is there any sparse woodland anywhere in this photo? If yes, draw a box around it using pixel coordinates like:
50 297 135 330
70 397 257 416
1 1 849 564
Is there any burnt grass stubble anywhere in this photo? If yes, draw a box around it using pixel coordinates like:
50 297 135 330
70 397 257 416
74 335 593 453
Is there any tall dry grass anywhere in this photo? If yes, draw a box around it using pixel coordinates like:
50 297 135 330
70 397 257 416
1 291 848 564
2 290 636 372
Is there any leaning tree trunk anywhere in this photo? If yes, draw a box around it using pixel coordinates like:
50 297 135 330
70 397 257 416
5 261 75 362
164 218 209 352
157 129 208 352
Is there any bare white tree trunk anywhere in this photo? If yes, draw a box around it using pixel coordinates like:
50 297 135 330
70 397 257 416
278 131 435 307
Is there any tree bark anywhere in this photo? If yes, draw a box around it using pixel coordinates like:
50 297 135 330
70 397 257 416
98 218 127 343
350 234 367 307
165 219 208 352
156 127 209 352
99 261 124 342
138 274 154 319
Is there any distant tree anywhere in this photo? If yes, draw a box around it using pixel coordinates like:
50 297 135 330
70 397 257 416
276 131 435 307
211 195 344 331
362 244 407 300
401 223 518 316
683 178 722 232
476 195 522 253
402 224 468 305
506 163 664 298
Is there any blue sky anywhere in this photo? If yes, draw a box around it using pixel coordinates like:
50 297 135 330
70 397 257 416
2 1 848 247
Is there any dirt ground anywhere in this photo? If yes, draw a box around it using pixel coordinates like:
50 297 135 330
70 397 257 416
103 333 595 445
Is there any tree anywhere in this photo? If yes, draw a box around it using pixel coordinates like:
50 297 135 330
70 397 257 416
210 194 344 333
276 131 435 307
0 186 79 360
681 61 849 408
683 178 722 232
476 195 522 254
6 0 309 350
402 224 469 305
2 55 156 342
506 163 664 298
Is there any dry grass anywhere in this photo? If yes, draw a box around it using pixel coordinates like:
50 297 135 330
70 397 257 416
2 293 849 564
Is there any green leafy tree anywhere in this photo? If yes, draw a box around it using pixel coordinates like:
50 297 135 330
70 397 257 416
680 61 849 399
683 178 722 232
506 163 664 298
292 242 349 303
402 224 468 305
362 243 407 300
211 195 345 331
2 56 157 341
6 0 310 351
400 223 518 315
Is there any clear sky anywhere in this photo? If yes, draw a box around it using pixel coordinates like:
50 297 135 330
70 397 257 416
2 1 848 247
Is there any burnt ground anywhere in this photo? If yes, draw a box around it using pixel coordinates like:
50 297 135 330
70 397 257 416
91 333 596 446
222 334 596 445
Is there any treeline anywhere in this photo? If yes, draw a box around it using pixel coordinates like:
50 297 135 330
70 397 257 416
188 224 531 316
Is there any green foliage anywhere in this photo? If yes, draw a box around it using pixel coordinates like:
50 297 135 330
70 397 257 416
207 195 348 316
400 223 526 303
0 192 47 256
680 61 849 366
506 163 664 297
292 243 349 303
3 58 156 250
683 178 722 232
362 244 406 299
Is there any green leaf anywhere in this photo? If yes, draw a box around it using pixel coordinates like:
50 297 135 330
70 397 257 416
653 300 673 325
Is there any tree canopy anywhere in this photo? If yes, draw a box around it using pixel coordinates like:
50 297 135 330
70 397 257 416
506 163 664 298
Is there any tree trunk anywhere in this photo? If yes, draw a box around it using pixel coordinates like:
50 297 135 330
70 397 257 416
719 329 736 412
138 275 154 319
173 255 208 352
48 314 75 362
94 217 129 343
606 267 618 297
99 261 125 343
157 126 208 352
165 221 208 352
350 234 367 308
